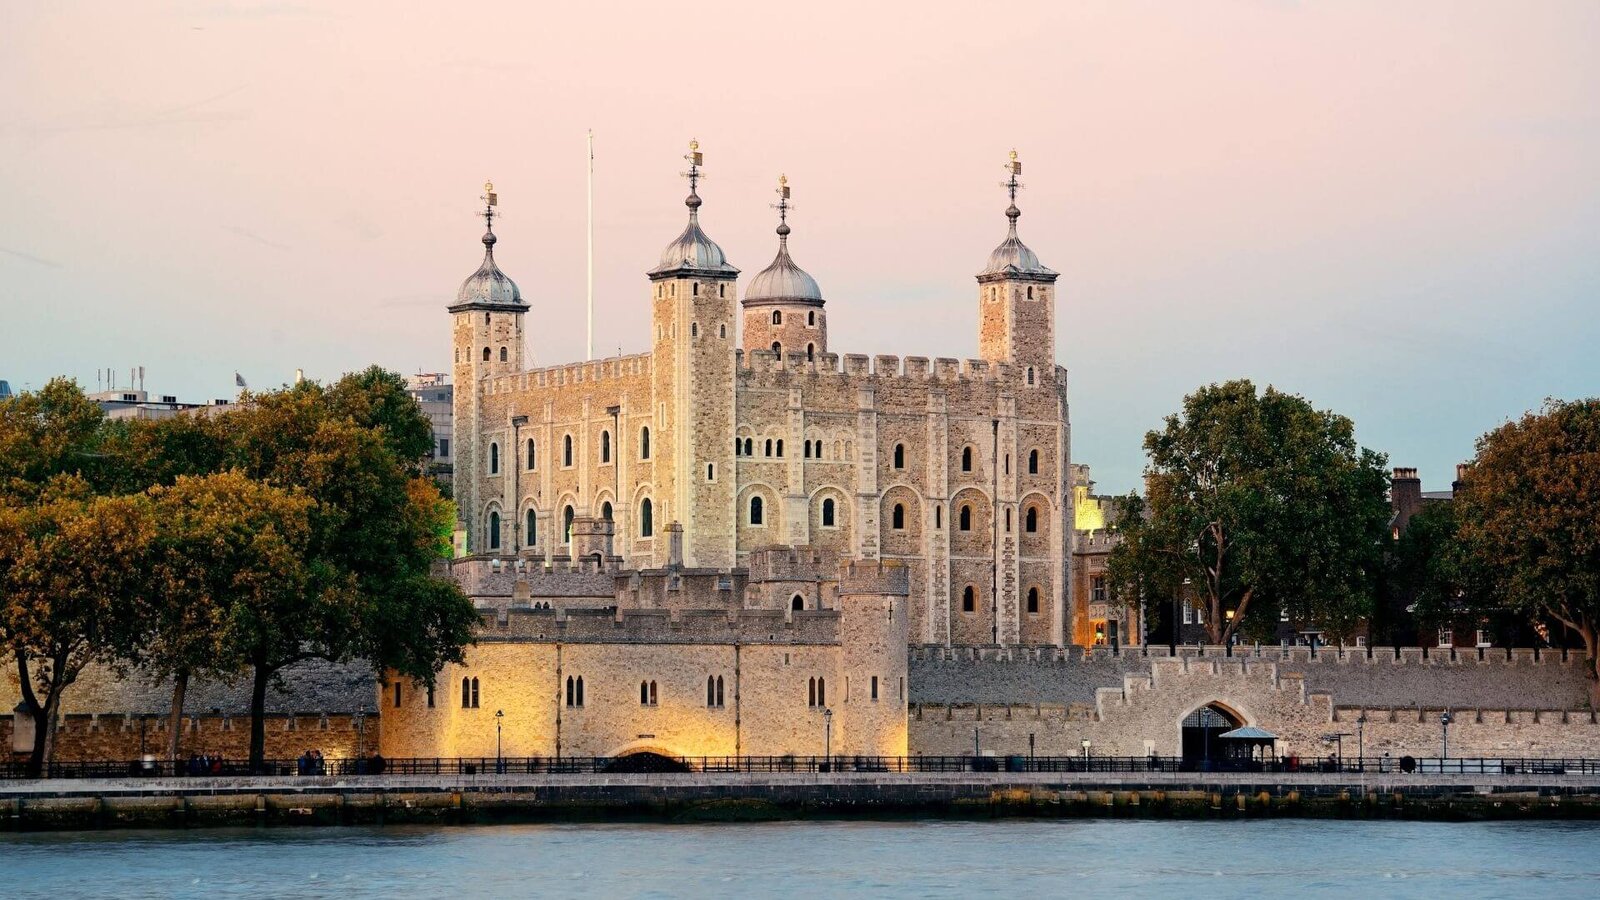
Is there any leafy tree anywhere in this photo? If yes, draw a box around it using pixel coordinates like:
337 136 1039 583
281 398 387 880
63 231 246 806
0 378 109 501
1107 379 1391 645
139 472 313 762
1454 399 1600 702
1391 502 1474 632
0 481 156 775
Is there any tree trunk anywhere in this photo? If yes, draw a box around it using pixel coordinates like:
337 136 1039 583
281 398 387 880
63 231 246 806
16 652 44 778
1582 625 1600 710
35 649 69 776
249 662 270 773
166 669 189 763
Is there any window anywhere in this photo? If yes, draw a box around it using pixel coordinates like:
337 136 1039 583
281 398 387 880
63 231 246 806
601 501 612 522
772 310 782 325
393 682 403 708
706 463 715 481
1027 587 1040 614
489 442 500 474
1355 636 1367 648
563 434 574 467
526 438 536 469
772 341 782 357
1091 575 1106 604
488 511 501 550
804 441 811 458
1438 627 1453 647
526 508 537 546
808 310 815 326
750 496 765 526
1476 629 1492 648
806 343 814 361
563 505 574 543
871 676 879 701
707 675 725 708
439 438 450 458
808 677 826 708
565 676 584 707
962 447 973 472
482 347 491 362
1025 507 1038 533
1005 508 1012 532
1028 449 1038 474
892 503 905 530
792 594 804 611
893 444 905 469
692 282 699 296
776 439 784 457
822 497 836 527
962 586 976 613
641 426 651 459
485 313 491 324
719 283 725 297
690 322 698 337
460 677 479 709
959 505 971 531
639 498 653 537
1005 454 1010 475
499 347 508 362
640 680 658 706
1182 604 1194 625
935 505 942 529
601 430 611 463
426 685 434 708
765 439 774 457
1026 366 1035 385
743 437 753 456
719 323 726 338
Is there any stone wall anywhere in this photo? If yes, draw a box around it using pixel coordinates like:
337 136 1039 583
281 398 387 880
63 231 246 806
4 713 375 763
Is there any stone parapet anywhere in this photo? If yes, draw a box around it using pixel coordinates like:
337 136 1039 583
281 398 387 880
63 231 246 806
474 606 842 645
840 558 911 597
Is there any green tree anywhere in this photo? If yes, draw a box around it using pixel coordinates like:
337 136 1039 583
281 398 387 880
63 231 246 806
1106 379 1391 645
0 481 155 775
0 378 109 501
1454 399 1600 703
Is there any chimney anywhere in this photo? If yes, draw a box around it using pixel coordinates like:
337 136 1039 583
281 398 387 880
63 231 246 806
1391 467 1423 533
1453 462 1470 496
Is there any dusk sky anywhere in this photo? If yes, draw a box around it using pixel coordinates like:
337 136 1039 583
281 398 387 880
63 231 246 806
3 1 1596 494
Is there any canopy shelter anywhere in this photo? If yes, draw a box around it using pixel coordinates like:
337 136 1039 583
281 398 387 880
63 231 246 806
1215 725 1278 768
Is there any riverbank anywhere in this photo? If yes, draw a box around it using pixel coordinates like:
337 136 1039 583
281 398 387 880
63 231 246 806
4 770 1600 830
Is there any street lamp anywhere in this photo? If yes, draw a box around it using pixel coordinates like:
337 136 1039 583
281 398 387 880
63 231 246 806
824 708 834 770
1081 738 1091 771
495 709 504 774
1029 733 1036 770
1356 714 1367 771
1440 709 1454 762
355 708 368 772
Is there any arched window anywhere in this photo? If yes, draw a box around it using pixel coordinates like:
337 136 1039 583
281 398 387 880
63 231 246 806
576 676 583 706
640 426 651 459
461 677 471 708
488 511 501 550
482 346 491 362
1005 508 1012 532
962 447 973 472
772 341 781 356
563 505 574 543
816 677 825 706
935 505 943 529
804 441 812 459
471 678 480 708
601 501 613 522
1027 286 1034 300
772 310 782 325
806 343 814 361
640 681 657 706
892 503 905 530
639 498 653 537
563 434 573 467
601 430 611 463
962 586 976 612
1026 366 1035 386
1005 454 1010 475
808 677 816 707
808 310 815 326
792 594 804 611
707 675 717 707
1028 449 1039 474
485 313 491 324
765 439 774 457
893 444 905 469
715 675 724 707
566 676 575 707
822 497 835 527
526 508 537 546
706 463 715 481
499 347 508 362
743 438 753 456
690 322 698 338
1025 507 1038 533
719 323 726 338
750 496 765 526
959 505 972 531
1027 587 1040 614
776 439 784 457
526 438 536 469
489 442 500 474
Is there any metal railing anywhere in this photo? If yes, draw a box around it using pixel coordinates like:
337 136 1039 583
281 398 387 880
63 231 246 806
6 754 1600 780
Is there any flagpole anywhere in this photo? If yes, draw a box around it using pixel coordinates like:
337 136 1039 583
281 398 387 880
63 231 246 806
586 129 595 361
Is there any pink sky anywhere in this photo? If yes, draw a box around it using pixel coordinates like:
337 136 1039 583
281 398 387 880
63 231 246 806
3 1 1597 492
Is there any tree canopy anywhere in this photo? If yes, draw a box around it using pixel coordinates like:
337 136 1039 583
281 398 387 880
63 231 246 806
1107 379 1392 645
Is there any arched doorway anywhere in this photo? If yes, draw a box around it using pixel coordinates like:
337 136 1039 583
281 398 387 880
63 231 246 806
603 751 692 774
1181 703 1243 770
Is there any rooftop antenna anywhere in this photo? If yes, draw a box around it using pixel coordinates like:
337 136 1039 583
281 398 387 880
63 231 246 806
586 129 594 361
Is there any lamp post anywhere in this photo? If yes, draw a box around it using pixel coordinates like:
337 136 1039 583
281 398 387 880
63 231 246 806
495 709 504 774
355 708 367 771
1440 709 1453 763
1356 714 1367 771
1029 733 1035 770
823 708 833 770
1081 738 1091 771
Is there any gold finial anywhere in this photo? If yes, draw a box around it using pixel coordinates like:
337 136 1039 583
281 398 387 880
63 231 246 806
484 179 494 193
779 174 787 186
689 138 699 151
1009 149 1017 161
482 180 498 207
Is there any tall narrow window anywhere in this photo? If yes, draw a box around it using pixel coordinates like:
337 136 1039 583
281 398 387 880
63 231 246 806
489 443 500 474
822 497 836 527
641 427 651 459
1026 366 1035 385
962 586 976 612
601 430 611 463
776 439 784 457
527 438 536 469
706 463 715 481
601 501 613 522
871 676 879 701
526 508 538 545
750 496 765 526
462 677 472 708
743 438 753 456
640 498 653 537
792 594 804 611
808 677 816 707
808 310 816 326
716 676 724 707
499 347 508 362
772 341 781 356
959 505 972 531
772 310 782 325
892 503 905 530
765 439 774 457
962 447 973 472
1025 507 1038 533
566 676 574 707
563 434 573 466
707 676 717 707
690 322 698 338
816 677 825 706
804 441 812 459
470 678 480 708
1005 508 1012 532
1028 449 1038 474
1027 587 1040 614
563 505 574 543
893 444 905 469
482 347 491 361
935 505 943 529
488 511 501 550
576 676 584 706
427 685 434 708
806 343 814 361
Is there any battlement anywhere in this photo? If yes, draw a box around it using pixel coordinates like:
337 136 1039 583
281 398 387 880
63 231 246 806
488 351 652 395
735 349 1011 384
1074 530 1120 552
840 557 911 597
475 605 842 645
746 545 839 583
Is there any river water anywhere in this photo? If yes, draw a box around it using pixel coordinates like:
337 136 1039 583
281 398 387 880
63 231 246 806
5 820 1597 898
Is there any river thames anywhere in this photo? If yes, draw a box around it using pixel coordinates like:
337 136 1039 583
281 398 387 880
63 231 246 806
5 819 1598 898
